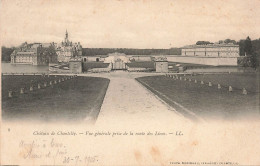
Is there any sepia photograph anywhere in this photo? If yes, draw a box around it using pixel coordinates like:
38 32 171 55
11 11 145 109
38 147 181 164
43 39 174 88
1 0 260 165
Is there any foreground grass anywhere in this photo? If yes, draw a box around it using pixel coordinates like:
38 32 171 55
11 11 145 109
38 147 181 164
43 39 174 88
2 75 110 122
183 73 259 93
136 74 259 120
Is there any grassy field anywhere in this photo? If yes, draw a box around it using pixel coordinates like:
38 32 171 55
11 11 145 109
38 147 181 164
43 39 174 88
182 73 259 93
2 75 110 122
2 75 68 100
136 73 259 120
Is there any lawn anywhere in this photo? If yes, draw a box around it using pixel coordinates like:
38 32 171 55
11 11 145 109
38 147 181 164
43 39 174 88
2 75 110 122
136 74 259 120
183 73 259 93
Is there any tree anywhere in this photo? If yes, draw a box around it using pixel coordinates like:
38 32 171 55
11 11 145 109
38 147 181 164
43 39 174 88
219 40 224 44
244 36 252 56
238 40 245 56
1 46 15 62
196 41 212 45
224 39 232 44
224 39 237 44
42 45 58 63
250 52 259 70
238 37 260 70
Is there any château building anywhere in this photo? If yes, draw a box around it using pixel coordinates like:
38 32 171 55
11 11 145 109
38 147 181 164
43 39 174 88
10 42 57 65
55 30 82 62
181 43 239 57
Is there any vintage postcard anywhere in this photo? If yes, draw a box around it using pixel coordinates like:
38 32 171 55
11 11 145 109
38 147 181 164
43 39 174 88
0 0 260 165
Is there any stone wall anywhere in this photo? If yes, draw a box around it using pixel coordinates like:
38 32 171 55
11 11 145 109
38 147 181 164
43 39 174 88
82 62 110 72
155 61 168 73
69 61 82 73
88 68 111 72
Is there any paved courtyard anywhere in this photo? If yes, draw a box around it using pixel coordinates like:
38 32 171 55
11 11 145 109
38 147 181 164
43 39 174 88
79 71 192 128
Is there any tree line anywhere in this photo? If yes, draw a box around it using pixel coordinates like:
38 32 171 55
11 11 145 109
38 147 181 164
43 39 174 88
2 37 259 69
82 47 181 56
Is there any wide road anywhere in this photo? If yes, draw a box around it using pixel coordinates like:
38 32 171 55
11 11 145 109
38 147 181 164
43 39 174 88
83 71 192 128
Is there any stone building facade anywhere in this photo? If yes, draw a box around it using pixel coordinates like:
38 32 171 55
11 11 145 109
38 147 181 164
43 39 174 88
55 30 82 62
181 43 239 57
10 42 57 65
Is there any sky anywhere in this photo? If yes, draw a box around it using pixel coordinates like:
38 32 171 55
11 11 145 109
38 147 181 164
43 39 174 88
0 0 260 48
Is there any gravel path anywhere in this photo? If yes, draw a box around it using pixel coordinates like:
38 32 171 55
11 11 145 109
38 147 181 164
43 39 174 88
91 71 191 128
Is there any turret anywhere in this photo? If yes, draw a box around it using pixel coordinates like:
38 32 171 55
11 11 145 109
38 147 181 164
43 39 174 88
65 30 68 39
64 30 69 45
